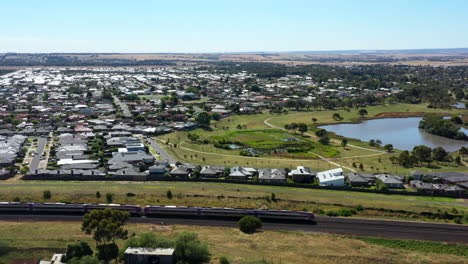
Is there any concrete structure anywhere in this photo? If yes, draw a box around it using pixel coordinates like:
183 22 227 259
124 247 175 264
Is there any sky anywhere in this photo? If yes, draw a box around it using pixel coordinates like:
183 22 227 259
1 0 467 53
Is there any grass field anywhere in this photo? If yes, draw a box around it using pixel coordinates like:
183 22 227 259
0 181 466 224
157 103 467 174
1 221 467 264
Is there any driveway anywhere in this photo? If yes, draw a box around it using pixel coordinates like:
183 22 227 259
29 137 47 172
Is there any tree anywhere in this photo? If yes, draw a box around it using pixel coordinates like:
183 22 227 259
81 209 129 263
43 190 51 200
359 163 364 171
238 216 262 234
64 241 93 262
96 191 101 199
432 147 448 161
398 150 415 167
167 190 173 200
384 144 394 153
375 179 388 191
298 123 308 135
195 112 211 127
332 113 342 121
124 232 174 249
315 129 327 137
413 145 432 165
358 109 368 118
341 138 348 148
211 112 221 121
105 193 113 203
174 232 211 264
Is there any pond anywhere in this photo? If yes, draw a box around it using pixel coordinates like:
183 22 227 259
319 117 468 152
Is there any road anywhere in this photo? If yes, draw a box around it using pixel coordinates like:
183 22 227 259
29 137 47 171
113 95 132 117
146 137 177 164
0 214 467 243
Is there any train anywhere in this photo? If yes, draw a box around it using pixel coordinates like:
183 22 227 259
0 202 315 222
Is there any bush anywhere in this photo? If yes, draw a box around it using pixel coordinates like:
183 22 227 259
238 216 262 234
338 208 356 217
105 193 113 203
64 241 93 262
43 190 51 200
326 211 339 217
174 232 211 264
313 208 325 215
96 243 119 263
167 190 173 200
219 256 230 264
355 205 364 211
126 193 136 197
95 191 101 199
125 232 174 249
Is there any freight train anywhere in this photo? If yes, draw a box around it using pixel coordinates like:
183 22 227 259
0 202 314 222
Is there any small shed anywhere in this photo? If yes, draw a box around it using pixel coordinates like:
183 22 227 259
124 247 175 264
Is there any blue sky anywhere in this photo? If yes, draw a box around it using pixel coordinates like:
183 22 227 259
1 0 467 53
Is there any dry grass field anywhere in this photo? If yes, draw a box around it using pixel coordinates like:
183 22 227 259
1 221 467 264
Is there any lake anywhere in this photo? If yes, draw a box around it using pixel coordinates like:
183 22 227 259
319 117 468 152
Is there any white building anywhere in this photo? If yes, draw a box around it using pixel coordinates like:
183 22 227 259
317 168 345 187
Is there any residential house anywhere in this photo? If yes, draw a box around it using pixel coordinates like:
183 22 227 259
317 168 345 187
258 168 286 183
288 166 314 183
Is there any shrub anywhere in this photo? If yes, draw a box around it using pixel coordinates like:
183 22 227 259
64 241 93 262
326 211 339 217
219 256 230 264
355 205 364 211
238 216 262 234
105 193 113 203
95 191 101 199
43 190 51 200
313 208 325 215
167 190 173 200
174 232 211 264
126 193 136 197
338 208 356 217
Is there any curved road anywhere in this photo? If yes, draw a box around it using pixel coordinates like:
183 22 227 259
0 214 467 243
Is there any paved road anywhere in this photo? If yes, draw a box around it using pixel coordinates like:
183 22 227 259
29 137 47 171
0 214 467 243
113 95 132 117
146 137 177 164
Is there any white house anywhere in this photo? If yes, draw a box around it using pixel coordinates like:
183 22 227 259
317 168 345 187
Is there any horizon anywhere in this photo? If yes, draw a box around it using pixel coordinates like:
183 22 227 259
1 0 467 53
2 47 468 55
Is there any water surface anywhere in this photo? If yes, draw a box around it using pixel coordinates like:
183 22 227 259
319 117 468 152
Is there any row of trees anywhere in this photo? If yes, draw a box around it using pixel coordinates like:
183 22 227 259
392 145 452 168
